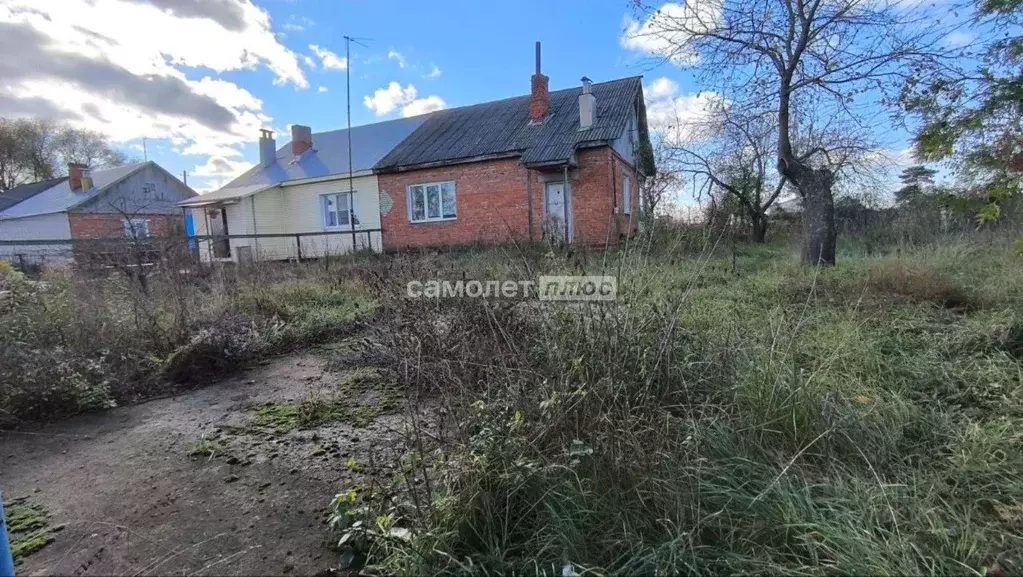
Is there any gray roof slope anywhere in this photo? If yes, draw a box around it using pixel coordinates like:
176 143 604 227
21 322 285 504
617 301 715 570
225 115 431 189
0 162 148 219
374 76 643 171
0 176 68 213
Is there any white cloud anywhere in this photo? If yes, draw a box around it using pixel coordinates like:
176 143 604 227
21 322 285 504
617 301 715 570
0 0 298 169
302 55 317 69
192 155 253 192
318 86 329 93
363 82 447 117
364 82 416 115
281 14 314 34
646 77 680 100
945 31 976 47
193 155 253 178
309 44 347 70
644 76 721 137
402 95 446 117
426 64 442 78
388 50 408 68
621 2 722 65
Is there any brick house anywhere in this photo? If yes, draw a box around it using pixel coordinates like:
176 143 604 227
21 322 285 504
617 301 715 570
0 161 196 265
374 44 651 250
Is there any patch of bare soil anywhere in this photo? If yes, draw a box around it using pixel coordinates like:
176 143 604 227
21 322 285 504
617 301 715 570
0 351 412 576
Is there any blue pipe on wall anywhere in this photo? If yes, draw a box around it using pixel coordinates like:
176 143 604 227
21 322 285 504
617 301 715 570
0 493 14 577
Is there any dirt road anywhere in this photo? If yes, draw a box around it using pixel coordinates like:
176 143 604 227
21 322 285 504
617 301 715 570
1 353 404 576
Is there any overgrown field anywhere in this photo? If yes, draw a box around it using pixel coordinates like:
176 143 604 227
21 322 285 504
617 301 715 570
330 231 1023 575
0 258 378 422
3 227 1023 575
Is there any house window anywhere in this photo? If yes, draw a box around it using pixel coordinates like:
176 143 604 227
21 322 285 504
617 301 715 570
123 218 151 239
623 174 631 215
142 182 156 196
407 181 456 223
321 192 360 228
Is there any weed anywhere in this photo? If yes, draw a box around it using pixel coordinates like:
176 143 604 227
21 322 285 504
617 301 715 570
188 434 223 458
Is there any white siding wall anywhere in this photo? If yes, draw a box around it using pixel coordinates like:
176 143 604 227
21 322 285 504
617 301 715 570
280 175 382 259
189 174 382 263
0 213 73 265
250 189 294 260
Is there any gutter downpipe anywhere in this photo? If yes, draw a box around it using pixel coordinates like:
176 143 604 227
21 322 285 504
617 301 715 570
250 196 259 260
526 168 534 241
563 165 570 245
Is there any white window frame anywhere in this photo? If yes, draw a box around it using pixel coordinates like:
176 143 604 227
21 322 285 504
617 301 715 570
123 218 151 239
407 181 457 223
623 174 632 215
320 191 360 229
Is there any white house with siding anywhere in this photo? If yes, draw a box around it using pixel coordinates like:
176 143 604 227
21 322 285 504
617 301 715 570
181 117 430 263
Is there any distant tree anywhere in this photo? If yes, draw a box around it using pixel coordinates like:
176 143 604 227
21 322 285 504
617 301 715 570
642 137 681 219
0 117 130 192
895 165 938 202
670 108 785 243
54 126 131 169
903 0 1021 224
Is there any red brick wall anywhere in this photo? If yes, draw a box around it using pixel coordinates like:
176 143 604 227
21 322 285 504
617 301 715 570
378 145 639 251
67 213 183 239
610 149 640 238
378 158 539 250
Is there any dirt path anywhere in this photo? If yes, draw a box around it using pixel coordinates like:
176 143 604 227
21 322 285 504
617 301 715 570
1 352 407 576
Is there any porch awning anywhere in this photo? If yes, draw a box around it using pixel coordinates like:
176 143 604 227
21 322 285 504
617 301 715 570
177 183 276 208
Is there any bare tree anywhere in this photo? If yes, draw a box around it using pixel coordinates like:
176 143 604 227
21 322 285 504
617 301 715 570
629 0 952 264
0 117 131 192
668 107 785 242
54 126 130 168
642 136 683 218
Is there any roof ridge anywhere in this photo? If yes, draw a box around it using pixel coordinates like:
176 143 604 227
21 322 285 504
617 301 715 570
423 75 643 116
298 75 644 140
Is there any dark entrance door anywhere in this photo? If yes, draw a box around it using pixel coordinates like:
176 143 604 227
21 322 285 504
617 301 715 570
208 208 231 258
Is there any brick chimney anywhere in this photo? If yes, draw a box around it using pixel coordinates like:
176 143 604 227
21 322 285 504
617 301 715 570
529 42 549 124
68 163 87 192
291 124 312 156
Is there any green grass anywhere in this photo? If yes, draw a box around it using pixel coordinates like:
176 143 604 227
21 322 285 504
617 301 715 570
334 236 1023 575
188 433 224 458
247 370 401 434
5 501 55 564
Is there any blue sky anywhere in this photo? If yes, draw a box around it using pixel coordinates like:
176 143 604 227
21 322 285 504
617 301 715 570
2 0 954 201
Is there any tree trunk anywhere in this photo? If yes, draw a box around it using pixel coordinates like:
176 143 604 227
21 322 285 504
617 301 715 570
778 160 836 265
798 170 836 266
750 214 768 243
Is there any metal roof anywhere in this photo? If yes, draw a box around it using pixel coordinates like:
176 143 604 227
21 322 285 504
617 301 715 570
374 76 643 171
222 115 431 189
178 183 274 207
0 162 147 220
0 176 68 213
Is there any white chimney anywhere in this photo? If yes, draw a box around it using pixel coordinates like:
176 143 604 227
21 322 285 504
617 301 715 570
578 76 595 131
258 129 276 167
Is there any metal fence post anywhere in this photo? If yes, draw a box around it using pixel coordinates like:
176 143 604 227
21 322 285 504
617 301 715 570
0 492 15 577
295 234 302 261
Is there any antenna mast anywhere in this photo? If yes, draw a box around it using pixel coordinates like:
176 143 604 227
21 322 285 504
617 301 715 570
343 35 370 250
